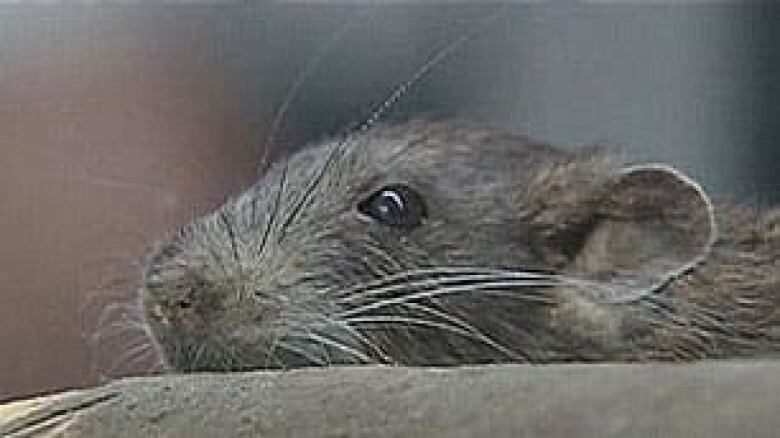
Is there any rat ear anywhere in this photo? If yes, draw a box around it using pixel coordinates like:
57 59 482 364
571 164 717 301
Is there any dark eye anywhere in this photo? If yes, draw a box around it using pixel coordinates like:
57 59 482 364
357 183 427 228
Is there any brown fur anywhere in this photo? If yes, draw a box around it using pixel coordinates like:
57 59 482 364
137 122 780 371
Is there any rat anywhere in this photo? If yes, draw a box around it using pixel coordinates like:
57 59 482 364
138 120 780 372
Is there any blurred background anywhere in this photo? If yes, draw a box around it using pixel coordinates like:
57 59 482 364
1 2 778 401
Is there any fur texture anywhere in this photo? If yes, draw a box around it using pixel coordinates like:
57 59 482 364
139 121 780 371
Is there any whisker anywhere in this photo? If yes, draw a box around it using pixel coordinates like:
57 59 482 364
287 330 373 365
277 143 344 242
258 159 289 255
335 270 563 304
354 9 504 134
263 333 283 368
105 341 154 377
268 8 506 240
322 318 393 363
337 279 558 319
359 239 405 273
142 353 167 375
327 266 563 298
219 210 241 264
92 302 146 325
87 319 150 344
306 326 333 366
117 346 159 376
262 7 376 168
275 340 328 367
343 314 528 362
78 275 136 314
399 301 523 360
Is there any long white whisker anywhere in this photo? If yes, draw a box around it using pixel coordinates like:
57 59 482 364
308 326 333 366
326 266 563 298
337 271 563 304
94 301 142 328
276 339 328 367
337 279 557 319
262 7 377 168
300 331 374 364
324 318 393 363
400 301 522 360
88 318 150 341
356 9 504 134
117 346 158 375
358 239 405 273
343 314 528 362
105 341 154 376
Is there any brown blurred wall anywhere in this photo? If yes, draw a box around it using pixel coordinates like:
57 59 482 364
0 12 260 400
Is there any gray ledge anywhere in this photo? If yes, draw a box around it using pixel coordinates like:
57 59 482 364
2 361 780 437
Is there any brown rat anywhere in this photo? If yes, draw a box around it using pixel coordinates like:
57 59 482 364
138 120 780 372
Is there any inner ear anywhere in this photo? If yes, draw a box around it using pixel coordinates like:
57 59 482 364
570 164 717 301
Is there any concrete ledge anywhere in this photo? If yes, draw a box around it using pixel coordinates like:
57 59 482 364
2 361 780 437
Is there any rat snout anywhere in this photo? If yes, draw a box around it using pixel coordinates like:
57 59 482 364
143 273 231 333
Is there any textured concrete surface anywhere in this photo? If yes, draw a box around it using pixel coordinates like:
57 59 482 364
2 361 780 437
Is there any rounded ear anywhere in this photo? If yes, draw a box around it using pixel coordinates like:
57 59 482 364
571 164 717 302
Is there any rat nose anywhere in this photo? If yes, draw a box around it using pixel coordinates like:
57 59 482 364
146 275 232 331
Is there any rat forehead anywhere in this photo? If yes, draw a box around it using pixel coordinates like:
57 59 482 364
235 122 575 211
288 122 566 180
353 121 561 165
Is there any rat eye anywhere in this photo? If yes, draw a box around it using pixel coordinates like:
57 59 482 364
358 183 427 228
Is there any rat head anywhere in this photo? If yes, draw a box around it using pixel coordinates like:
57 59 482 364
140 121 716 371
